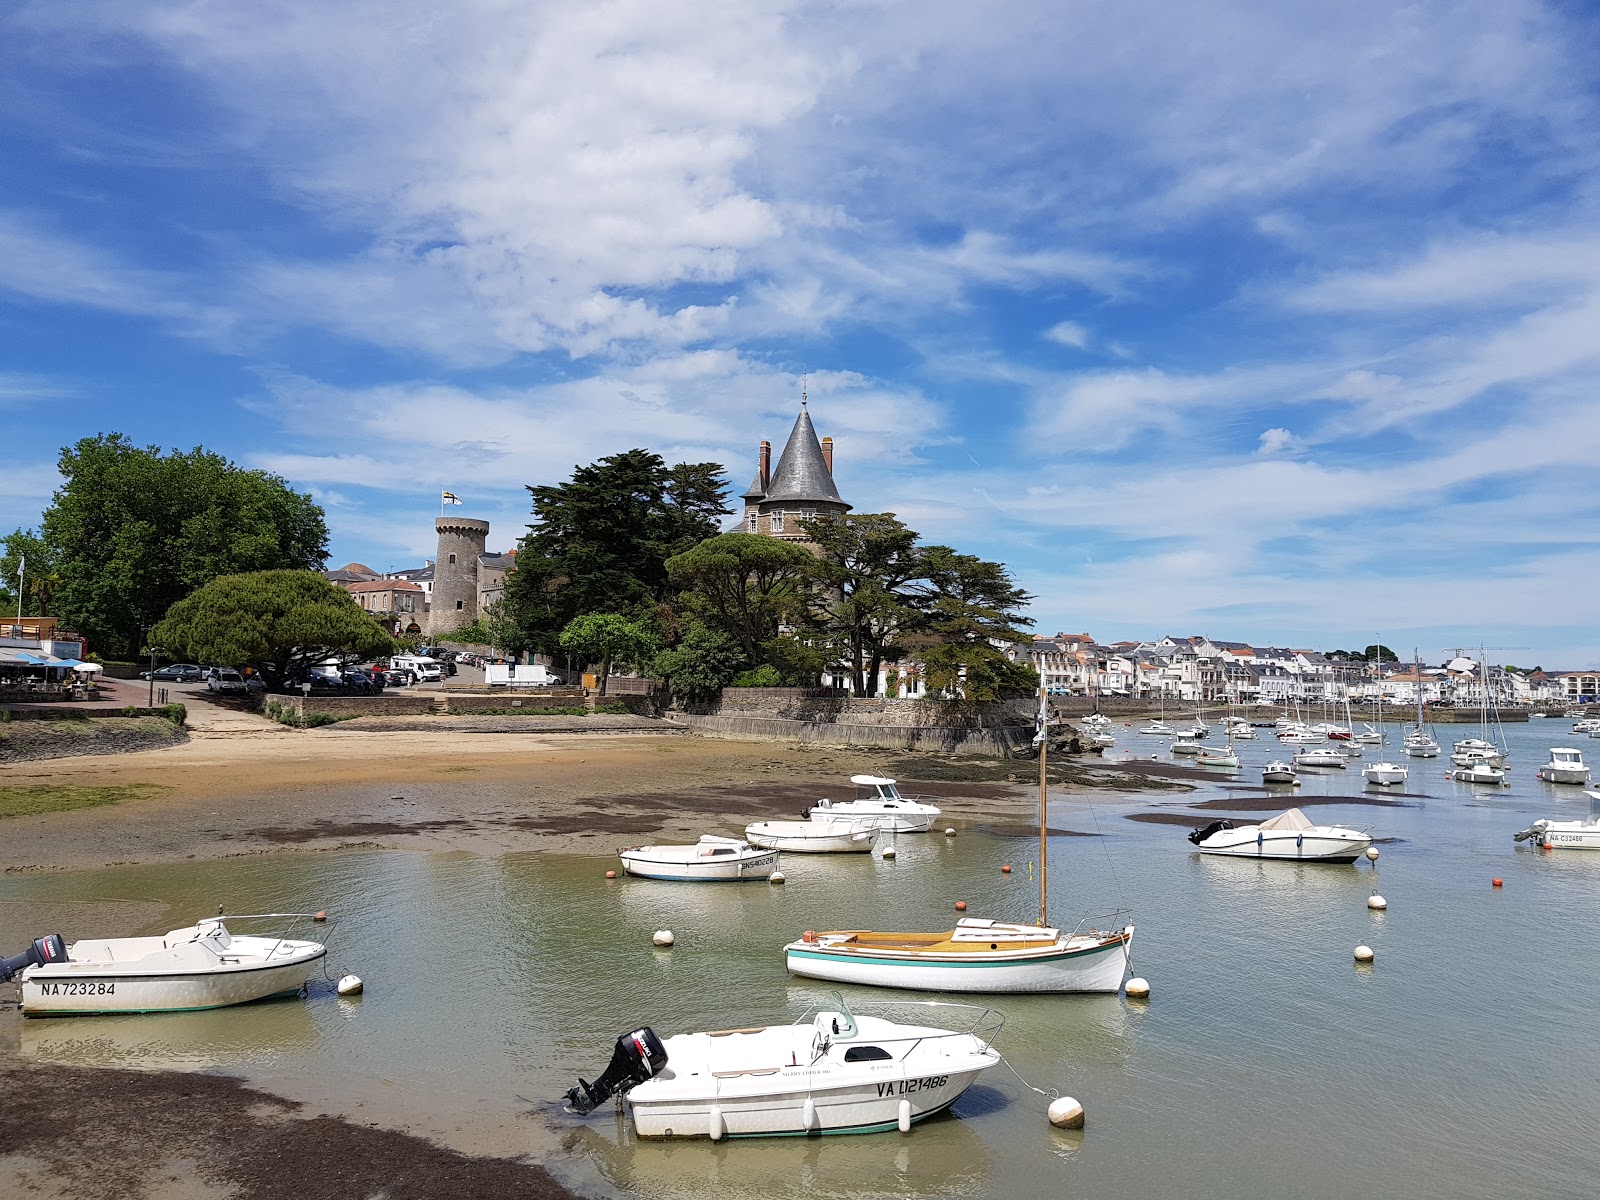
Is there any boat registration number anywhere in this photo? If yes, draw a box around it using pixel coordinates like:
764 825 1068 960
876 1075 947 1097
35 981 116 996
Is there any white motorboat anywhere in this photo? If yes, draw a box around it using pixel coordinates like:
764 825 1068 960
1362 760 1408 787
1451 739 1506 769
1355 724 1384 744
564 996 1001 1138
1232 726 1257 740
1194 746 1240 768
1451 760 1507 786
1278 728 1326 744
1293 747 1347 769
1516 795 1600 849
1140 720 1177 736
2 915 327 1017
804 777 942 833
746 817 876 853
1170 732 1203 756
619 836 779 881
1572 718 1600 734
783 688 1134 994
1082 713 1113 730
1537 747 1591 785
1187 807 1372 862
1261 761 1300 785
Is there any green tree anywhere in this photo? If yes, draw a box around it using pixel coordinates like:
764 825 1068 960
665 533 818 663
911 546 1035 701
802 513 925 697
504 450 729 654
651 619 747 705
0 529 58 618
151 570 393 691
559 612 660 696
39 434 328 658
1363 644 1398 663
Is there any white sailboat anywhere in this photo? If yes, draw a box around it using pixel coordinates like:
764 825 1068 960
1361 658 1408 788
784 689 1134 993
1451 650 1508 768
1403 650 1441 758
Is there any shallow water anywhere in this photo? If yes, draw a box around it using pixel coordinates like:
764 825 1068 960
3 719 1598 1198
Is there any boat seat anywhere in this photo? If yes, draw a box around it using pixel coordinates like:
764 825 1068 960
711 1067 782 1078
707 1027 767 1037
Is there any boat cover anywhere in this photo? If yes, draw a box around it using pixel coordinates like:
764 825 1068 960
1258 808 1315 831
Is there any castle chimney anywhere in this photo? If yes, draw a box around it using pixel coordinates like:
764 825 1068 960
820 436 834 474
759 440 771 490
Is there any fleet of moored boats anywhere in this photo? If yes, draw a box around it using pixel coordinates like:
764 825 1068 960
5 689 1600 1144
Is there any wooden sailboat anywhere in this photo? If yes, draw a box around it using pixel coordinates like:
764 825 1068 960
784 689 1135 993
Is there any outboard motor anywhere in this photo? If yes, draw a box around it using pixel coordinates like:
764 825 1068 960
564 1027 668 1114
1188 819 1235 846
0 934 67 982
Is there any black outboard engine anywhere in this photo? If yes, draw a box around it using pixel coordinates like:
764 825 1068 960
564 1027 668 1114
1188 819 1235 846
0 934 67 982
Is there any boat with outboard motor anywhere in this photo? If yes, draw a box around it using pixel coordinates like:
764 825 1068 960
1261 760 1300 785
563 995 1002 1139
1515 792 1600 850
783 688 1134 994
1 914 328 1016
1187 807 1372 862
803 777 942 833
746 817 876 853
619 836 779 881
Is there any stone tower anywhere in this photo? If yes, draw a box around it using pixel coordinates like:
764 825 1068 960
741 401 850 547
429 516 489 637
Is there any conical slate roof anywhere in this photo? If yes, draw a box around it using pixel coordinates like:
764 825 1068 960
741 470 767 501
763 406 847 507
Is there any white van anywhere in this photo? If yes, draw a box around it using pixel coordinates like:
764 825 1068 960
391 655 444 684
484 664 559 688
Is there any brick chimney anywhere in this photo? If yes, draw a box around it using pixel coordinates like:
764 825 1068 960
759 440 771 491
820 436 834 474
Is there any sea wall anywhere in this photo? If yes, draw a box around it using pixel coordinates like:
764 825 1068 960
667 712 1031 754
0 715 188 763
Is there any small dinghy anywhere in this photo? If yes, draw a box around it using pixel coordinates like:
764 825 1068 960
1187 808 1372 862
619 836 779 881
1 914 327 1017
746 817 876 853
803 777 942 833
563 995 1001 1139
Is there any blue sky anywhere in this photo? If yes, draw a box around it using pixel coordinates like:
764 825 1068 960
3 0 1598 668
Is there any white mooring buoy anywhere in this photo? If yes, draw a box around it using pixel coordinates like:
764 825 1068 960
1365 847 1380 862
652 930 675 947
768 870 786 884
1354 944 1375 963
336 974 364 997
944 827 957 838
1125 977 1151 999
1367 894 1388 911
1048 1096 1086 1129
882 847 897 860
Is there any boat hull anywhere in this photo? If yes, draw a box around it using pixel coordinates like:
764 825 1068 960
785 929 1132 994
1193 830 1370 863
20 952 324 1016
1362 763 1408 786
1525 820 1600 850
1537 767 1591 785
620 848 779 881
746 821 876 853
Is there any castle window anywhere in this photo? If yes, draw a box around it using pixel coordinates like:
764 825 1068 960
748 512 757 530
456 600 464 610
448 553 457 564
770 514 784 533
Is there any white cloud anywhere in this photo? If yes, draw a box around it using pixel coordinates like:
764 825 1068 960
1044 321 1091 350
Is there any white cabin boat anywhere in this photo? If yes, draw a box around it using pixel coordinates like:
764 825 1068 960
1451 760 1508 786
1261 761 1299 785
1194 746 1240 768
746 817 876 853
1293 747 1347 769
1170 733 1203 756
619 836 779 881
804 777 942 833
1187 808 1372 862
564 997 1001 1138
3 916 326 1017
1362 759 1408 787
1404 731 1441 758
1516 795 1600 850
1537 748 1591 785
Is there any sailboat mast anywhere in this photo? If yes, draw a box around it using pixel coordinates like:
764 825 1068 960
1039 686 1048 928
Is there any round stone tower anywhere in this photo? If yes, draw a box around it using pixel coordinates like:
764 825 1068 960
428 516 490 637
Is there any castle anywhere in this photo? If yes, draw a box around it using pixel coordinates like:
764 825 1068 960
737 400 851 543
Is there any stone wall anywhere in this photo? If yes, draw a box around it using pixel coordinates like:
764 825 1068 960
444 690 586 712
285 695 437 718
706 688 1035 729
668 712 1030 755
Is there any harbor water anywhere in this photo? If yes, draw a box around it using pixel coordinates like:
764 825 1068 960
3 718 1598 1198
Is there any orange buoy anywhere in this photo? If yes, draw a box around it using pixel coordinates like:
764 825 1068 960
1001 864 1012 874
802 930 818 943
1492 878 1503 887
605 869 617 879
955 900 967 911
313 911 328 922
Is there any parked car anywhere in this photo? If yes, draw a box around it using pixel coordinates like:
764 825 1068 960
206 667 248 693
304 668 348 692
139 663 206 682
341 669 380 694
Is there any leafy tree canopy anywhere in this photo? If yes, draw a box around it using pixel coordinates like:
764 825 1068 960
652 618 747 705
151 570 393 691
504 450 729 655
559 612 660 696
802 513 926 697
1362 644 1399 663
665 532 818 663
0 529 60 618
36 434 328 658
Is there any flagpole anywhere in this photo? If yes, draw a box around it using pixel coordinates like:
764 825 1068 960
1039 684 1048 928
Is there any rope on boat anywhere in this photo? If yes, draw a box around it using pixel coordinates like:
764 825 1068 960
997 1052 1060 1107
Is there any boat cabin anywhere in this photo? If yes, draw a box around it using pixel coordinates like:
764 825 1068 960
850 775 906 803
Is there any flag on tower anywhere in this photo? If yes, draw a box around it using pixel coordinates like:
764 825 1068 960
441 490 462 505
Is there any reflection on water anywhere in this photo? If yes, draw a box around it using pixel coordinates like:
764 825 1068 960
2 720 1599 1198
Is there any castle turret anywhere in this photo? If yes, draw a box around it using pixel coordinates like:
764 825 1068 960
429 516 490 636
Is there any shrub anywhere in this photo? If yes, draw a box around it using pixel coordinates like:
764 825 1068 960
729 665 783 688
122 704 139 717
162 702 187 725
